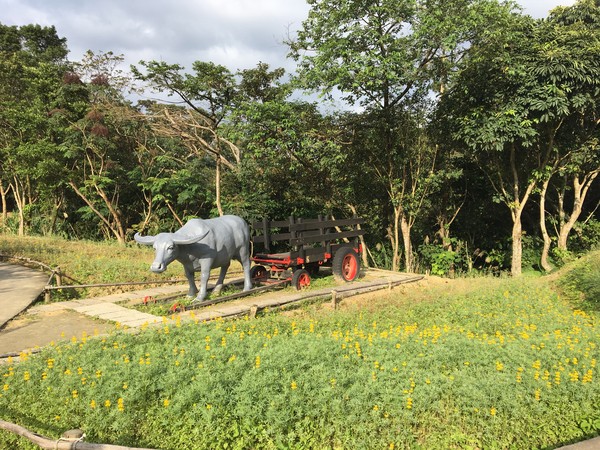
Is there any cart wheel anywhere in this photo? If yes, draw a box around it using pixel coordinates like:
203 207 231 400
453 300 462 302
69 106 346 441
332 247 361 282
250 265 268 282
292 269 311 290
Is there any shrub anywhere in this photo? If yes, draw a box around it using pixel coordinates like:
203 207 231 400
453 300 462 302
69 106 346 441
1 277 599 449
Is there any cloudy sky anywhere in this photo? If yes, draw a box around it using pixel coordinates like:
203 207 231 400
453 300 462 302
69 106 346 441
2 0 577 77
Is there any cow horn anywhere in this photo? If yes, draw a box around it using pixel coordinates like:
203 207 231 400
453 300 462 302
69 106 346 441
172 229 210 245
133 232 156 245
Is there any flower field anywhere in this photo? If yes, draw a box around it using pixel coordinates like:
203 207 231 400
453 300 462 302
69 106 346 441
1 272 599 448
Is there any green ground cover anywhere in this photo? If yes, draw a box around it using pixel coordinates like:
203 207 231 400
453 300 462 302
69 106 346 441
1 236 599 448
0 251 599 448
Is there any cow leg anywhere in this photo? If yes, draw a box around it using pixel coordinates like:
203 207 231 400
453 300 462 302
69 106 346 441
238 246 253 292
194 266 211 303
212 264 229 295
184 267 198 299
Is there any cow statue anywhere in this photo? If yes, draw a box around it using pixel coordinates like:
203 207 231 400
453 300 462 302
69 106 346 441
134 215 252 302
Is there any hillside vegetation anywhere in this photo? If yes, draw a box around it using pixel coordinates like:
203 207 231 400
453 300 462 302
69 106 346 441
0 243 598 449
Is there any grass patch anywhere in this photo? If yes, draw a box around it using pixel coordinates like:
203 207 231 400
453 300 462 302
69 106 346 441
556 250 600 311
0 234 184 299
1 274 599 449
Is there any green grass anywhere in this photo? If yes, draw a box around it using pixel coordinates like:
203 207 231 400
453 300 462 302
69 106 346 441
0 234 214 299
1 265 599 448
2 236 599 448
556 250 600 311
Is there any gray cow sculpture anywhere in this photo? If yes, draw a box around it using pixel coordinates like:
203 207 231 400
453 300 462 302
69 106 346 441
134 215 252 302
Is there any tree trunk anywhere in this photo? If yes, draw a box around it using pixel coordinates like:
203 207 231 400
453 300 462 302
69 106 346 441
69 181 126 244
506 143 537 277
347 203 369 267
0 180 9 226
11 177 26 236
511 216 523 277
557 171 599 251
539 176 553 272
215 156 224 217
400 214 413 273
387 206 401 272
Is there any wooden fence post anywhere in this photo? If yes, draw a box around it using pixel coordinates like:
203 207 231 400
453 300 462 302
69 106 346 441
331 290 338 309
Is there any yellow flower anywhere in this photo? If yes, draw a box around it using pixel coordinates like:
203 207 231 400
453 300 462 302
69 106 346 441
104 400 111 408
373 405 379 411
23 371 30 381
72 390 78 398
290 381 297 390
118 398 125 411
490 407 497 416
90 400 96 409
163 399 170 408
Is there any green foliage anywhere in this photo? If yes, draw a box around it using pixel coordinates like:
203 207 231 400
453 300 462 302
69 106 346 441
418 243 461 276
558 250 600 310
570 219 600 253
1 277 599 449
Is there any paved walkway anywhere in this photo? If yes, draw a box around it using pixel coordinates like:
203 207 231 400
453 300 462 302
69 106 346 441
557 436 600 450
28 283 187 328
28 270 423 327
0 262 48 329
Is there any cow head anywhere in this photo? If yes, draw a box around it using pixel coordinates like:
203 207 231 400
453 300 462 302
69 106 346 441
134 226 210 273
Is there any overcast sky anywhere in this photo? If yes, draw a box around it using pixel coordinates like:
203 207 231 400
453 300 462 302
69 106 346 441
2 0 577 78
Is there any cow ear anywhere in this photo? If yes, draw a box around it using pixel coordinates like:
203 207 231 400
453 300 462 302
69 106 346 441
172 227 210 245
134 233 156 245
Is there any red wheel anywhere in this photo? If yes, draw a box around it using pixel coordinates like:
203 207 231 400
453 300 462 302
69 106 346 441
292 269 311 290
250 265 268 282
332 247 361 282
170 302 183 313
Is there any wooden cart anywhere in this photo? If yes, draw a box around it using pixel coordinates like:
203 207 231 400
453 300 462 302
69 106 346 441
250 216 364 289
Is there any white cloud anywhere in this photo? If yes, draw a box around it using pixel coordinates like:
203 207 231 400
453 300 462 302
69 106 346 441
0 0 580 78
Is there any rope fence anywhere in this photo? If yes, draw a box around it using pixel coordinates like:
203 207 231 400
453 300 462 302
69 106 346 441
0 420 158 450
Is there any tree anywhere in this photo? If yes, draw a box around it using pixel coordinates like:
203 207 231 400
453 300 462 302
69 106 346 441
65 51 142 243
437 0 600 275
132 60 239 216
544 1 600 256
225 63 347 221
0 23 70 235
288 0 516 271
